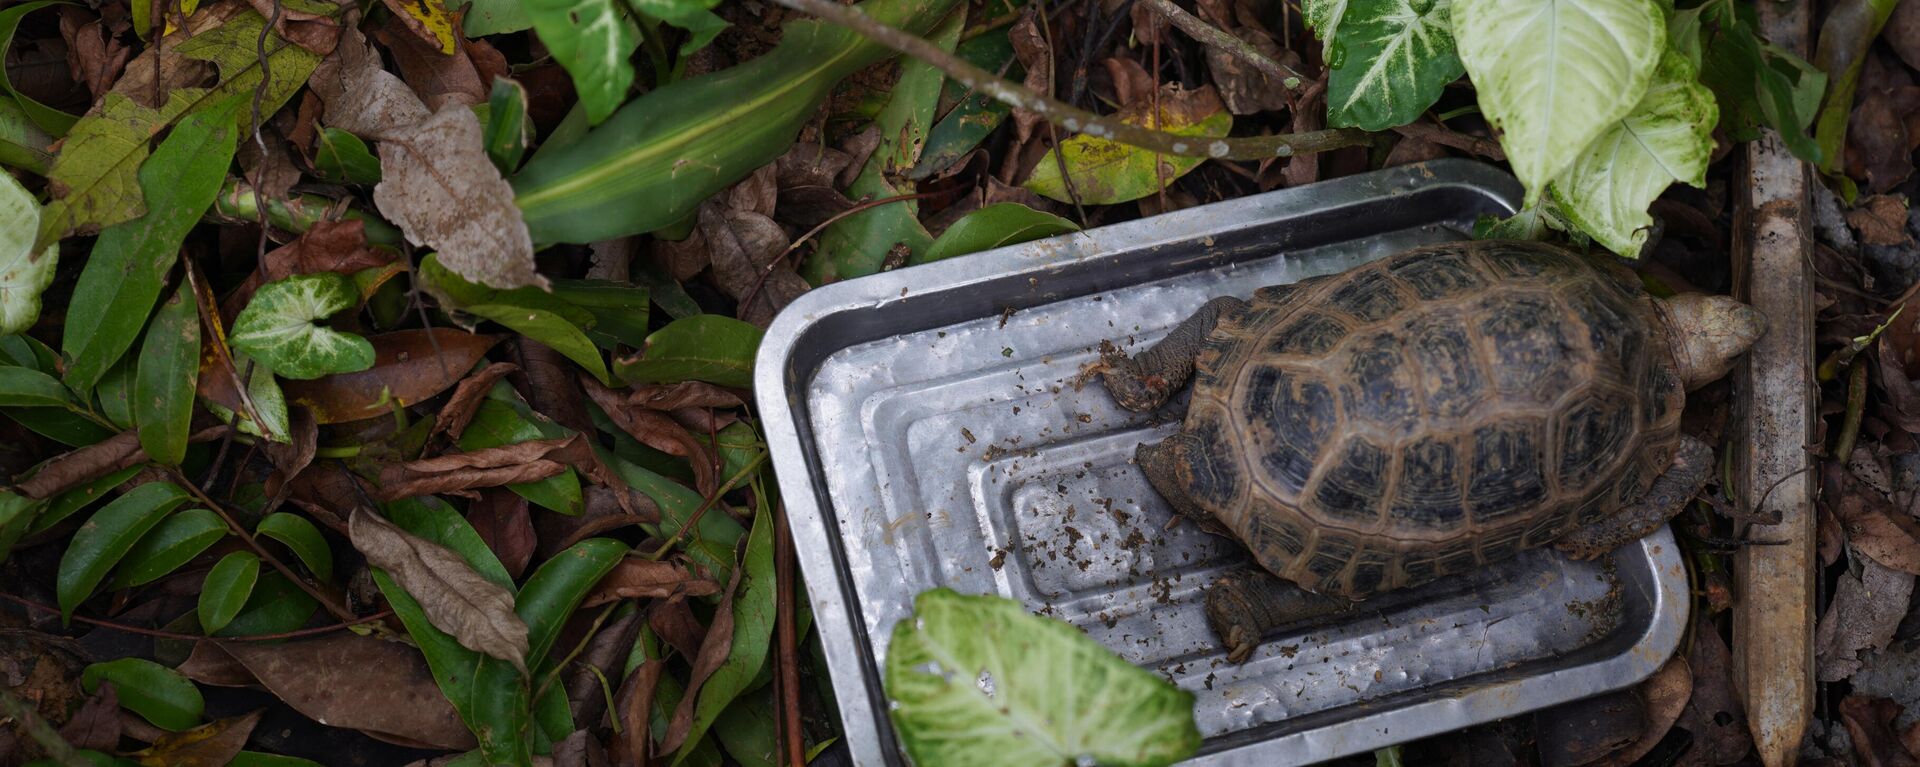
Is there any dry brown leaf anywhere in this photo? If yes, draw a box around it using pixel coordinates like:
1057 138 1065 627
699 203 805 327
242 0 347 54
1819 556 1916 681
1103 57 1156 110
57 7 129 100
552 728 607 767
611 660 664 765
1677 615 1753 764
628 381 747 411
1850 89 1918 194
221 219 395 320
310 26 432 140
565 611 643 730
535 485 658 559
1841 696 1920 767
582 377 720 497
432 362 520 442
516 340 594 435
582 558 722 608
661 562 743 753
57 682 121 753
469 489 535 579
262 408 318 498
1591 656 1692 767
13 425 226 499
181 636 477 750
1892 0 1920 73
280 329 501 424
648 598 706 660
1851 195 1913 247
1008 11 1052 147
374 14 486 109
350 507 531 674
131 710 261 767
375 436 585 499
1192 0 1292 115
238 129 302 206
1831 466 1920 575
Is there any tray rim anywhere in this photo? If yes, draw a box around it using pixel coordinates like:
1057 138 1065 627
754 159 1688 765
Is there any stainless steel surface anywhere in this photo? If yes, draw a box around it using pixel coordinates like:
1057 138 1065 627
756 160 1690 766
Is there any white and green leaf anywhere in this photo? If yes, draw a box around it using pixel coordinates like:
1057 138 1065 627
1551 49 1716 257
885 589 1201 767
521 0 639 125
0 169 55 335
229 273 375 380
1452 0 1665 204
1309 0 1464 131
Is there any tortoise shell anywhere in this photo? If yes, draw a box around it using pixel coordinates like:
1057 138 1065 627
1176 240 1686 600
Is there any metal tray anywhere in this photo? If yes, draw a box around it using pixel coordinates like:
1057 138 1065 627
756 159 1689 766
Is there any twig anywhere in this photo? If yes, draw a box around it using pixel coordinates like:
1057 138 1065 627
1137 0 1302 88
768 0 1368 160
742 191 940 309
0 591 392 642
1392 121 1505 161
168 468 362 627
774 499 804 767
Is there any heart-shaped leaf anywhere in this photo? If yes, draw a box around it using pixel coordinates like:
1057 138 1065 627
230 273 376 380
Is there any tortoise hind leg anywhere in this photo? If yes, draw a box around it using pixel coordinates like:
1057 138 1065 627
1099 296 1247 412
1554 435 1713 560
1206 569 1357 663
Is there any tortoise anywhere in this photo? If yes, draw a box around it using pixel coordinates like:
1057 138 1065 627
1096 239 1766 662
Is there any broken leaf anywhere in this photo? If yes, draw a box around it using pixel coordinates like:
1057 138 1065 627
380 105 541 288
582 557 721 608
350 507 531 674
1818 556 1915 681
81 657 204 731
280 329 499 423
886 588 1202 767
0 169 55 335
1850 195 1912 247
457 391 583 515
198 551 261 634
56 481 193 620
230 273 376 380
1024 85 1232 206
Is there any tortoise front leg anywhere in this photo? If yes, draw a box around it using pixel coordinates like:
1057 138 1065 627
1554 435 1713 559
1205 569 1357 663
1100 296 1247 412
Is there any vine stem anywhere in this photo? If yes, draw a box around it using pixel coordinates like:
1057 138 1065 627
0 591 393 642
769 0 1371 160
168 468 363 627
1136 0 1303 88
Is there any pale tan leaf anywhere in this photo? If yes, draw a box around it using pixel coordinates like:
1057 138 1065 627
349 508 530 674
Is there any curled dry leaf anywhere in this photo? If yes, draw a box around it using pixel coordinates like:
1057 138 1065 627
1591 656 1692 767
581 557 722 608
130 710 262 767
14 425 226 499
1851 195 1914 247
516 340 593 435
222 218 393 319
649 599 707 660
376 435 579 500
535 485 659 559
1829 464 1920 575
432 361 520 441
582 377 720 497
612 659 665 765
279 329 501 424
178 636 477 750
1007 11 1052 147
373 14 486 110
57 7 130 101
468 488 535 579
1678 615 1753 764
57 682 121 752
243 0 348 55
1849 86 1920 195
350 507 531 675
661 562 744 753
565 611 643 730
628 381 747 411
1818 556 1916 681
1840 696 1920 767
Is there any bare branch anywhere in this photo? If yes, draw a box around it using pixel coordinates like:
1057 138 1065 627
1137 0 1304 88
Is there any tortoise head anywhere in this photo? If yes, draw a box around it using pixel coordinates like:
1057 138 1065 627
1656 293 1769 390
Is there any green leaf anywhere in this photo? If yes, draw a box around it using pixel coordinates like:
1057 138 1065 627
485 78 534 173
312 127 382 184
522 0 638 124
61 97 243 392
910 29 1018 180
805 8 960 283
1024 88 1233 205
0 2 79 136
229 753 327 767
204 353 291 440
57 482 193 620
34 466 141 534
216 571 318 637
255 512 333 582
921 204 1079 264
886 588 1201 767
82 658 204 731
463 303 614 385
0 489 42 566
198 551 260 634
0 94 55 175
39 9 319 241
462 0 533 35
510 0 965 244
520 538 628 662
631 0 730 62
672 492 777 766
0 168 55 335
1452 0 1665 204
95 356 135 429
1550 49 1716 257
5 407 114 446
600 448 742 580
615 314 761 389
230 273 376 380
419 252 595 324
714 692 778 767
1308 0 1465 131
459 394 583 515
1697 0 1824 162
112 507 226 588
1811 0 1897 173
0 366 76 407
136 284 201 465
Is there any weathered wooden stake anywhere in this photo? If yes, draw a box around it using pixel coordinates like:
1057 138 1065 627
1730 3 1817 766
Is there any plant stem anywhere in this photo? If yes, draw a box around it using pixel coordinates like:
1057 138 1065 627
0 591 393 641
169 468 365 628
1136 0 1302 88
770 0 1370 160
210 178 404 246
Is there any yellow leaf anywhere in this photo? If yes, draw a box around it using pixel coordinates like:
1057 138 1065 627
379 0 458 54
1025 85 1232 205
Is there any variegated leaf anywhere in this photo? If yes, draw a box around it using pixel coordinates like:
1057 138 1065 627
229 273 375 380
0 170 54 335
1308 0 1463 131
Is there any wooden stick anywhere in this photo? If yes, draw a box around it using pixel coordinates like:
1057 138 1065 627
1731 3 1816 765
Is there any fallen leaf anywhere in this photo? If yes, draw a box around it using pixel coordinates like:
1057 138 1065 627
375 436 578 500
222 219 395 320
310 25 431 138
243 0 347 55
1892 0 1920 73
373 13 485 109
1025 85 1232 205
350 507 531 674
280 328 501 424
237 129 302 206
611 659 664 765
1851 195 1913 247
582 377 720 497
57 7 130 100
131 710 261 767
262 408 318 497
432 361 520 441
1192 0 1292 114
661 561 743 753
1592 656 1693 767
1841 696 1920 767
535 485 659 559
57 682 121 752
627 381 747 411
698 202 806 328
1819 556 1915 681
1103 56 1156 110
1007 10 1052 147
517 339 594 435
14 425 225 499
468 488 535 579
1677 615 1753 764
377 0 458 55
582 558 722 608
1850 88 1917 194
179 635 476 750
565 611 643 731
1830 465 1920 575
553 728 606 767
648 599 707 661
